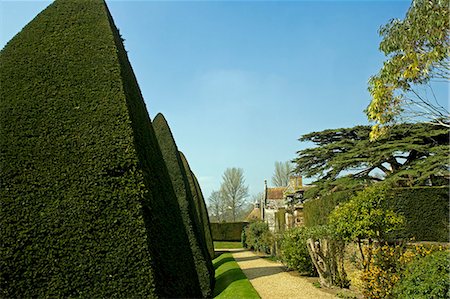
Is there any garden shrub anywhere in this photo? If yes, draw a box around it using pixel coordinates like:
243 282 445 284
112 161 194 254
241 226 247 248
0 1 201 297
153 113 214 298
210 222 247 241
329 185 405 246
280 227 317 276
359 244 404 299
394 250 450 299
359 243 447 299
244 221 273 253
180 152 215 260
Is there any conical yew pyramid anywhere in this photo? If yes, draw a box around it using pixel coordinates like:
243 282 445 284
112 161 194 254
153 113 215 297
179 152 215 260
0 0 201 297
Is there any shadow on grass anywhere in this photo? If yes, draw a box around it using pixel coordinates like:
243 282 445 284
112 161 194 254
214 251 229 259
213 268 247 297
213 256 235 270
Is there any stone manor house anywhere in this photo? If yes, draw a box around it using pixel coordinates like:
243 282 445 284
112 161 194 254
247 176 311 232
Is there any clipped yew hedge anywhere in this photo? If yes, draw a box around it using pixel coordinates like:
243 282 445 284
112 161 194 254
153 113 214 298
386 186 449 242
211 222 248 241
303 190 356 227
0 0 201 297
180 152 215 260
304 187 449 242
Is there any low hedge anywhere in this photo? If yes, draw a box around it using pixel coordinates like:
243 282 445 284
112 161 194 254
211 222 248 241
304 186 449 242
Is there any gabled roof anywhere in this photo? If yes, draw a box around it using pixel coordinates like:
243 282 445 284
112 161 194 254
266 187 285 200
246 207 261 221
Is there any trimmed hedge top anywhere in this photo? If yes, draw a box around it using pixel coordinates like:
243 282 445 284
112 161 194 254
153 113 214 297
1 0 201 297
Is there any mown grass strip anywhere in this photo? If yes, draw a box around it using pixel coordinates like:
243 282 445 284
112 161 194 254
214 241 243 250
213 252 260 299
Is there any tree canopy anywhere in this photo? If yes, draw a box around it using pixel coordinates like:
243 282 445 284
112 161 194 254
294 122 449 196
367 0 449 139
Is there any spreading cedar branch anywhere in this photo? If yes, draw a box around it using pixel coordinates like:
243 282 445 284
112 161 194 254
294 122 449 195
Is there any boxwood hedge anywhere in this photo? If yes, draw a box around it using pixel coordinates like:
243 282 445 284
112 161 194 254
179 152 215 260
153 113 214 298
0 0 201 297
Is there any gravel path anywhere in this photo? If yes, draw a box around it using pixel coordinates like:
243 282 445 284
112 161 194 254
229 249 337 299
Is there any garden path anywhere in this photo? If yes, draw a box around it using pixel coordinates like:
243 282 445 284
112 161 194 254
229 249 337 299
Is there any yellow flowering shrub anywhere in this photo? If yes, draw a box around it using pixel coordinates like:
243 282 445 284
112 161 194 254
360 243 446 299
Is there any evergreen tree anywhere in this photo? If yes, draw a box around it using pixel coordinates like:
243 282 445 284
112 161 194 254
295 123 449 196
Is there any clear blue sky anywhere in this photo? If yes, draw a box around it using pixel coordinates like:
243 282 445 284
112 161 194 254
1 0 419 201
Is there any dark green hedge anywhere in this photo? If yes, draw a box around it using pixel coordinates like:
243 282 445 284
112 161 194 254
180 152 215 259
211 222 248 241
0 1 201 297
153 113 214 298
304 187 449 242
303 190 356 227
386 187 449 242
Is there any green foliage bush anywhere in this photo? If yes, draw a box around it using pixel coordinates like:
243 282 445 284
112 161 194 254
280 227 317 276
0 1 201 297
244 221 273 253
153 113 214 298
241 227 247 248
211 222 248 241
394 251 450 299
329 185 405 243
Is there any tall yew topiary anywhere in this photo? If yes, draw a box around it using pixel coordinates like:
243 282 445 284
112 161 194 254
0 0 201 297
179 152 215 260
152 113 214 297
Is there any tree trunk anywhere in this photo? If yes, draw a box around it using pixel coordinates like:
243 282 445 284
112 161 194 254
307 238 333 288
307 238 348 288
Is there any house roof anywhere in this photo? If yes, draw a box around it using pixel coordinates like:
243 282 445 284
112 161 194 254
266 187 285 200
246 207 261 221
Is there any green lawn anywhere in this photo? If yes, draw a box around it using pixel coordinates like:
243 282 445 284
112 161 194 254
213 252 260 299
214 241 243 249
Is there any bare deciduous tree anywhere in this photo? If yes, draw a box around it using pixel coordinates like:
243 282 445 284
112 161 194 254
208 190 226 222
271 161 293 187
220 168 249 222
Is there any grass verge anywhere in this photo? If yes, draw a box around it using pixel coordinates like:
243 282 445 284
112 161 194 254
214 241 243 249
213 252 260 299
